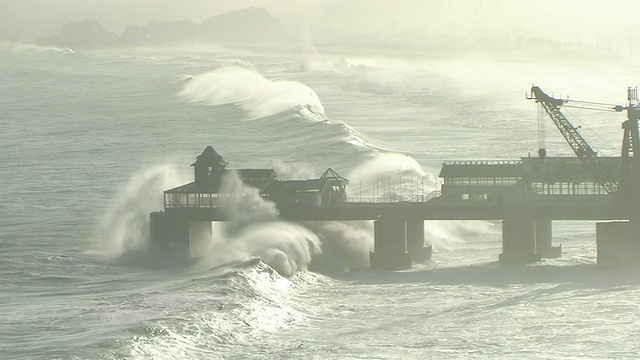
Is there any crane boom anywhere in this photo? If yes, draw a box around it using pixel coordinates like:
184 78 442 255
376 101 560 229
528 86 620 197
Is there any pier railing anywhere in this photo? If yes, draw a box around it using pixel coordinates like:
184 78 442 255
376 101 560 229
164 190 444 209
443 160 522 166
346 191 441 203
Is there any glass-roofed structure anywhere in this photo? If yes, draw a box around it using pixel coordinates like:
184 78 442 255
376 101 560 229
439 157 621 205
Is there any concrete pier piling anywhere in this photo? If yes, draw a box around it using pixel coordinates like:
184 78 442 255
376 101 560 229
189 221 212 257
499 217 540 264
149 212 190 258
406 220 432 263
370 219 412 270
535 219 561 258
596 221 640 268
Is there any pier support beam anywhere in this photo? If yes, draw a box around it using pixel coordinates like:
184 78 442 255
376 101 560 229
189 221 212 258
499 217 540 264
596 221 640 268
370 219 411 270
535 219 561 258
149 211 190 259
406 220 432 263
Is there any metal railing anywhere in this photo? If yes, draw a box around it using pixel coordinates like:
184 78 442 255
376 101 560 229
346 191 441 203
443 160 522 166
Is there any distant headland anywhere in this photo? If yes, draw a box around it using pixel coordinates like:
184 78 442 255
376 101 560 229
36 7 292 49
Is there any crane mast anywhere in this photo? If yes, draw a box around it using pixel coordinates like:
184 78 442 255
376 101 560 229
528 86 620 197
620 87 640 207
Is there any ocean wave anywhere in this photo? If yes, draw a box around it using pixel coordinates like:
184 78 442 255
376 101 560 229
124 259 313 359
176 62 415 157
0 41 74 54
179 65 326 121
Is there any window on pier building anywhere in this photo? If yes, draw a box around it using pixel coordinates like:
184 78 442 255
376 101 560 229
459 193 488 201
528 181 606 195
444 177 519 186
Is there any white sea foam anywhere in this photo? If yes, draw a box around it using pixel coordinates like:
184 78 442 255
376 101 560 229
179 66 326 121
198 172 322 277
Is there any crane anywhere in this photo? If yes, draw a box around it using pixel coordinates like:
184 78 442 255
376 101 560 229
527 85 640 208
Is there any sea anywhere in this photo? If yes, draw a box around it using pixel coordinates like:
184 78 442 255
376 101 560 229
2 41 640 359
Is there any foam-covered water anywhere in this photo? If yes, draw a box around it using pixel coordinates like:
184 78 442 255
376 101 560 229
3 42 640 359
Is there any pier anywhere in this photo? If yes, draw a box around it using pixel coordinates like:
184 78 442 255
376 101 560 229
150 146 630 270
150 86 640 270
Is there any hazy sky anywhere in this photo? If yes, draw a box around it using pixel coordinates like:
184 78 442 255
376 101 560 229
1 0 638 45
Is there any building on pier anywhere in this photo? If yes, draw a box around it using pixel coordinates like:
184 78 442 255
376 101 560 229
437 156 622 263
270 168 349 208
162 146 349 210
439 157 621 205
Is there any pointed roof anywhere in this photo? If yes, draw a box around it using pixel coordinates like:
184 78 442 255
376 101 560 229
191 146 229 167
320 168 349 185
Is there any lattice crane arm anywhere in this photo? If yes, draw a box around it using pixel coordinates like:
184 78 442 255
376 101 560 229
527 85 620 197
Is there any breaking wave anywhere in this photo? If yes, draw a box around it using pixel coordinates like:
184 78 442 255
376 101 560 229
0 41 74 54
179 65 326 121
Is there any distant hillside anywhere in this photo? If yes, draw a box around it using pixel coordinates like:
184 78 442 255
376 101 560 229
38 19 118 49
38 7 291 49
199 7 290 45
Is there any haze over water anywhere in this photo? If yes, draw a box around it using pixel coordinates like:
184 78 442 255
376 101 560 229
3 2 640 359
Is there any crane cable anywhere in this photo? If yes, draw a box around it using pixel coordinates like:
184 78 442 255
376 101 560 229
562 106 619 155
538 102 546 150
565 99 618 107
555 95 619 112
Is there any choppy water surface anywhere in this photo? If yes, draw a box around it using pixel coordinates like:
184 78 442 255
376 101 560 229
2 43 640 359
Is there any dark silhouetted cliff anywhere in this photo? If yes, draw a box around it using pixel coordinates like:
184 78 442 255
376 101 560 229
38 19 118 49
38 7 292 49
199 7 290 46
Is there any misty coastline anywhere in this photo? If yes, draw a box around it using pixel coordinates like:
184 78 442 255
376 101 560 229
33 7 293 50
12 5 623 63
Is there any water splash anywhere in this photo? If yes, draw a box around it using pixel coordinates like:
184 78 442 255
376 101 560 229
307 221 374 272
199 172 321 277
347 152 427 182
344 152 494 252
217 170 278 234
99 164 185 259
230 222 322 277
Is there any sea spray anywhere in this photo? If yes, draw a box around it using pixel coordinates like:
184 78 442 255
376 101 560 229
99 164 185 259
178 66 326 120
219 170 279 234
201 171 322 277
345 152 494 252
266 159 316 180
347 152 428 183
231 223 321 277
306 221 374 272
